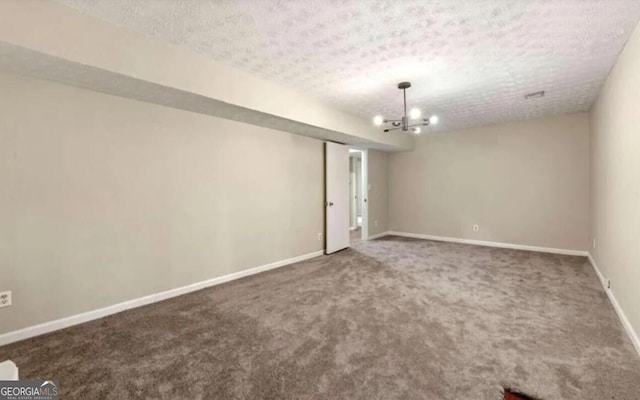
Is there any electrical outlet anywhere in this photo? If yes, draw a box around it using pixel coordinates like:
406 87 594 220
593 239 596 249
0 291 11 308
473 224 479 232
317 232 323 241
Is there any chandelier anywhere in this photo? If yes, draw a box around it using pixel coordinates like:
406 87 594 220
372 82 438 134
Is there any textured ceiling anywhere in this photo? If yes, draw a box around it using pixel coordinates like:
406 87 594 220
54 0 640 132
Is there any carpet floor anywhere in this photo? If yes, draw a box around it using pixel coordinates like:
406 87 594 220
1 236 640 399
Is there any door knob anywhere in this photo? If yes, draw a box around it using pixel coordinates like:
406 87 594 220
327 202 334 207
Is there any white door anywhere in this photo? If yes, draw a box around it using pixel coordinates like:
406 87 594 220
325 142 350 254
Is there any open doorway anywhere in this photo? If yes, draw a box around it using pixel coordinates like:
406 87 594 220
323 143 368 253
349 149 368 245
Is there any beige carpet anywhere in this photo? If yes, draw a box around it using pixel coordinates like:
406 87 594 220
1 236 640 399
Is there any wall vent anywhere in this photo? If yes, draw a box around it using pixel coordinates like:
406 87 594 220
524 90 545 99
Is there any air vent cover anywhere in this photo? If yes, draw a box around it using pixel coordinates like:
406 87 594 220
524 91 545 99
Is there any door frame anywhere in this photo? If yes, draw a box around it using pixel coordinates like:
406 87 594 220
361 149 369 241
347 148 369 242
349 155 357 230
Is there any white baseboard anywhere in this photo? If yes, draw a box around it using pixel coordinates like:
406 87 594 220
0 250 324 347
587 253 640 358
367 231 390 240
387 231 588 256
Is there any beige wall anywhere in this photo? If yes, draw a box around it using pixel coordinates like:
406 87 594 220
0 72 325 334
389 113 590 250
589 23 640 338
367 150 389 236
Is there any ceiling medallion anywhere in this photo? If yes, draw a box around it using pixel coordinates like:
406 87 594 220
373 82 438 134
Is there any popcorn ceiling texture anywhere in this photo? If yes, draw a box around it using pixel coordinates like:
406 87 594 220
55 0 640 132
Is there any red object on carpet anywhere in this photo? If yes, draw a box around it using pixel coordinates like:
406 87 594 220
504 388 538 400
505 393 528 400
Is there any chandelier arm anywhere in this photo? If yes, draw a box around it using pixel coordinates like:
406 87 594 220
407 122 431 128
